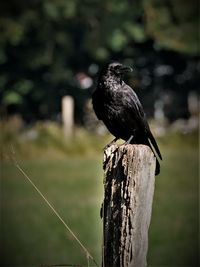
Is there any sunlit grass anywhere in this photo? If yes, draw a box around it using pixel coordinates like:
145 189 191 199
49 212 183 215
0 121 111 161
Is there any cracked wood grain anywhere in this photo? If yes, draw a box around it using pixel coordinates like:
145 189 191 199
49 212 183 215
102 144 156 267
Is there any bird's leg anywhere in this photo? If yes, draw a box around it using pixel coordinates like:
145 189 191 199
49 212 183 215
104 137 118 150
123 129 137 145
124 135 134 145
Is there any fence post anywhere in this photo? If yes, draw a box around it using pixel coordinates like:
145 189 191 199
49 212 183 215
102 144 156 267
62 96 74 137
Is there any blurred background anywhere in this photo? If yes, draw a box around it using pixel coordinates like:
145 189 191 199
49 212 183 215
0 0 199 266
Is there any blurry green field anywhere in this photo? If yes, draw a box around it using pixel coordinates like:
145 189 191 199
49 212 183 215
1 133 199 267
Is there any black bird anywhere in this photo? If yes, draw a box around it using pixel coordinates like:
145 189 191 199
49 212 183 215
92 62 162 175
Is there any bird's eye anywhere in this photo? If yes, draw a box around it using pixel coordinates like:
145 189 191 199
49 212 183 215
113 65 121 74
114 65 120 70
110 66 117 73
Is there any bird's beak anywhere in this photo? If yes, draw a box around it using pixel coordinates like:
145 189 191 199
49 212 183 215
119 65 133 73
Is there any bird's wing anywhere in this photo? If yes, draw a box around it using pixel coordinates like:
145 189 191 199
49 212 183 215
122 84 146 125
122 84 162 160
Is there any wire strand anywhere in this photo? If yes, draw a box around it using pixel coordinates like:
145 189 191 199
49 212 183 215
11 149 99 267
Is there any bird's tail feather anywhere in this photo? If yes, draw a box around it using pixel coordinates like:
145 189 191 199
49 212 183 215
129 136 161 176
145 138 160 176
147 131 162 160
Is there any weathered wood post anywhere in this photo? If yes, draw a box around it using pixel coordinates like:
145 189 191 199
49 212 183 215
102 144 156 267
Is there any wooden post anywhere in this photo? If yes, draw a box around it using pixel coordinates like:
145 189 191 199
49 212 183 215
102 144 156 267
62 96 74 137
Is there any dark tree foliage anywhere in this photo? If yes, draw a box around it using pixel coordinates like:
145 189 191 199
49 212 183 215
0 0 199 123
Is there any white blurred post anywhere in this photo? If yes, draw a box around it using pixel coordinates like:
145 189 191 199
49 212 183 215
62 96 74 137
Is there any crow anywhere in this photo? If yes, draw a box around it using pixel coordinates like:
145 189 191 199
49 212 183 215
92 62 162 175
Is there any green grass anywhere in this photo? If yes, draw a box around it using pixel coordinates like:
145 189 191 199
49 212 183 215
148 140 199 266
0 132 199 266
1 156 104 266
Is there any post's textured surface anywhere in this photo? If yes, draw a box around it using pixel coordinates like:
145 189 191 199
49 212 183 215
102 144 156 267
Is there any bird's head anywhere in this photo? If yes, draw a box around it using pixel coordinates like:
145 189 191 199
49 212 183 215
106 62 133 77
